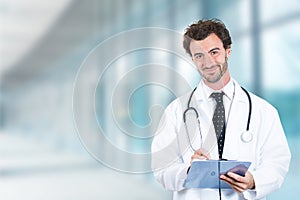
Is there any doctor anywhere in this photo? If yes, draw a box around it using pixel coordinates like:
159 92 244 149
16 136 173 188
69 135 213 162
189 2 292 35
151 19 291 200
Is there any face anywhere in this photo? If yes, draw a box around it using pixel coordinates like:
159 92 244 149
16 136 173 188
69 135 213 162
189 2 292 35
189 33 231 84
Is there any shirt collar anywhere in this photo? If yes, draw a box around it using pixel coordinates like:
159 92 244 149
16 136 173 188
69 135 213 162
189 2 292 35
194 79 235 101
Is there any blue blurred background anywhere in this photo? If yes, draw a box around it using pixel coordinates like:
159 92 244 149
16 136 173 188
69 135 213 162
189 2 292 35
0 0 299 199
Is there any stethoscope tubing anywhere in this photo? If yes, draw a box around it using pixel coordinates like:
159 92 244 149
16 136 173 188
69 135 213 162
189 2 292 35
240 87 252 131
183 84 252 151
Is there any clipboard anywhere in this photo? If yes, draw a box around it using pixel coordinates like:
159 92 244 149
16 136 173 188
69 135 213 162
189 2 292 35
183 160 251 189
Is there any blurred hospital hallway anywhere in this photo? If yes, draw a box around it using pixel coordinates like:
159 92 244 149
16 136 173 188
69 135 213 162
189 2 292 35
0 0 299 199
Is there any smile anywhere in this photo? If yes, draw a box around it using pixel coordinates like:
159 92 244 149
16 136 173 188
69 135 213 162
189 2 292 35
203 65 220 74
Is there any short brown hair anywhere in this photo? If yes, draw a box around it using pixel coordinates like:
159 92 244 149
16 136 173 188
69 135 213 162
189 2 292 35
183 19 232 56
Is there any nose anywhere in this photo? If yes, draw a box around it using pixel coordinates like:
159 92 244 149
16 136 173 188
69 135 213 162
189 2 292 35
203 54 216 67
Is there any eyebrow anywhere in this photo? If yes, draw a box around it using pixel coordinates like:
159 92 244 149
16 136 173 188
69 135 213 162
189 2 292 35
193 47 221 57
208 47 220 53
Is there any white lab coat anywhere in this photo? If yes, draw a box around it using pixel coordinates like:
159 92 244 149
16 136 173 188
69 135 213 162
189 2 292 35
151 80 291 200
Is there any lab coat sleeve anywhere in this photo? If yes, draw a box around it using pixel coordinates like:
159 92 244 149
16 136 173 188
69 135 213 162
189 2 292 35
151 100 190 191
243 105 291 199
153 163 190 191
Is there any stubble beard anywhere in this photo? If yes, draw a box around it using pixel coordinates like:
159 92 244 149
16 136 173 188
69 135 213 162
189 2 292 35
200 59 228 84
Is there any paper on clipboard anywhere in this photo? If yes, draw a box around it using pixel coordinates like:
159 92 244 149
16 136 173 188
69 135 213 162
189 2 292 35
183 160 251 189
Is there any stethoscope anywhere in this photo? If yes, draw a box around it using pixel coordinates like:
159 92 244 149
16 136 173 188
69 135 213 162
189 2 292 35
183 82 253 152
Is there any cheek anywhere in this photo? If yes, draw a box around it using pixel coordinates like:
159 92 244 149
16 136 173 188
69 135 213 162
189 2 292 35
216 56 226 64
194 62 204 71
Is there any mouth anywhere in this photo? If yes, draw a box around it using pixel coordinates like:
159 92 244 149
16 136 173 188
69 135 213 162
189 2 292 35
203 65 220 74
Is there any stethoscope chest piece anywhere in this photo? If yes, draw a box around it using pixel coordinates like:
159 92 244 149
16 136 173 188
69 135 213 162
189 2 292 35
241 130 253 143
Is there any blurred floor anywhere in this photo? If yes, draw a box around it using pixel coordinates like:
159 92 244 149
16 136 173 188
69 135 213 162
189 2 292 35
0 133 171 200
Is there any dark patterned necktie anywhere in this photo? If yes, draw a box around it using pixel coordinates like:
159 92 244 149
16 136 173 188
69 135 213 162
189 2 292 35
210 92 226 159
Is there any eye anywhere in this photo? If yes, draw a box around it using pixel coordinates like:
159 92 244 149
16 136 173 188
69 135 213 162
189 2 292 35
211 50 219 56
194 54 202 60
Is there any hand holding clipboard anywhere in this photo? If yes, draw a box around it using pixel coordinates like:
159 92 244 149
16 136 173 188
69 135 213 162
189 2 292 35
184 160 251 189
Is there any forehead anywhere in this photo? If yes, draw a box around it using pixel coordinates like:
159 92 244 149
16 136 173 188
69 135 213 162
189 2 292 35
189 33 223 53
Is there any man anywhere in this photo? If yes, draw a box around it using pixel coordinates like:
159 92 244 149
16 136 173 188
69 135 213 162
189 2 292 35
151 19 291 199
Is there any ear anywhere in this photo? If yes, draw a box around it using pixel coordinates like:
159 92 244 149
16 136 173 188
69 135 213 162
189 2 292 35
225 47 231 58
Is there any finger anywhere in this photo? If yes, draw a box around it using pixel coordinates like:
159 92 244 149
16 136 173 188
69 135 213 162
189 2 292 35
220 175 248 192
221 173 247 188
195 148 211 159
226 172 246 183
220 179 244 193
195 148 208 155
190 155 208 163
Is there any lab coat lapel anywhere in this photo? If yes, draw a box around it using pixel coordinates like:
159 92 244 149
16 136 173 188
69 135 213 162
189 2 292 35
222 82 249 160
